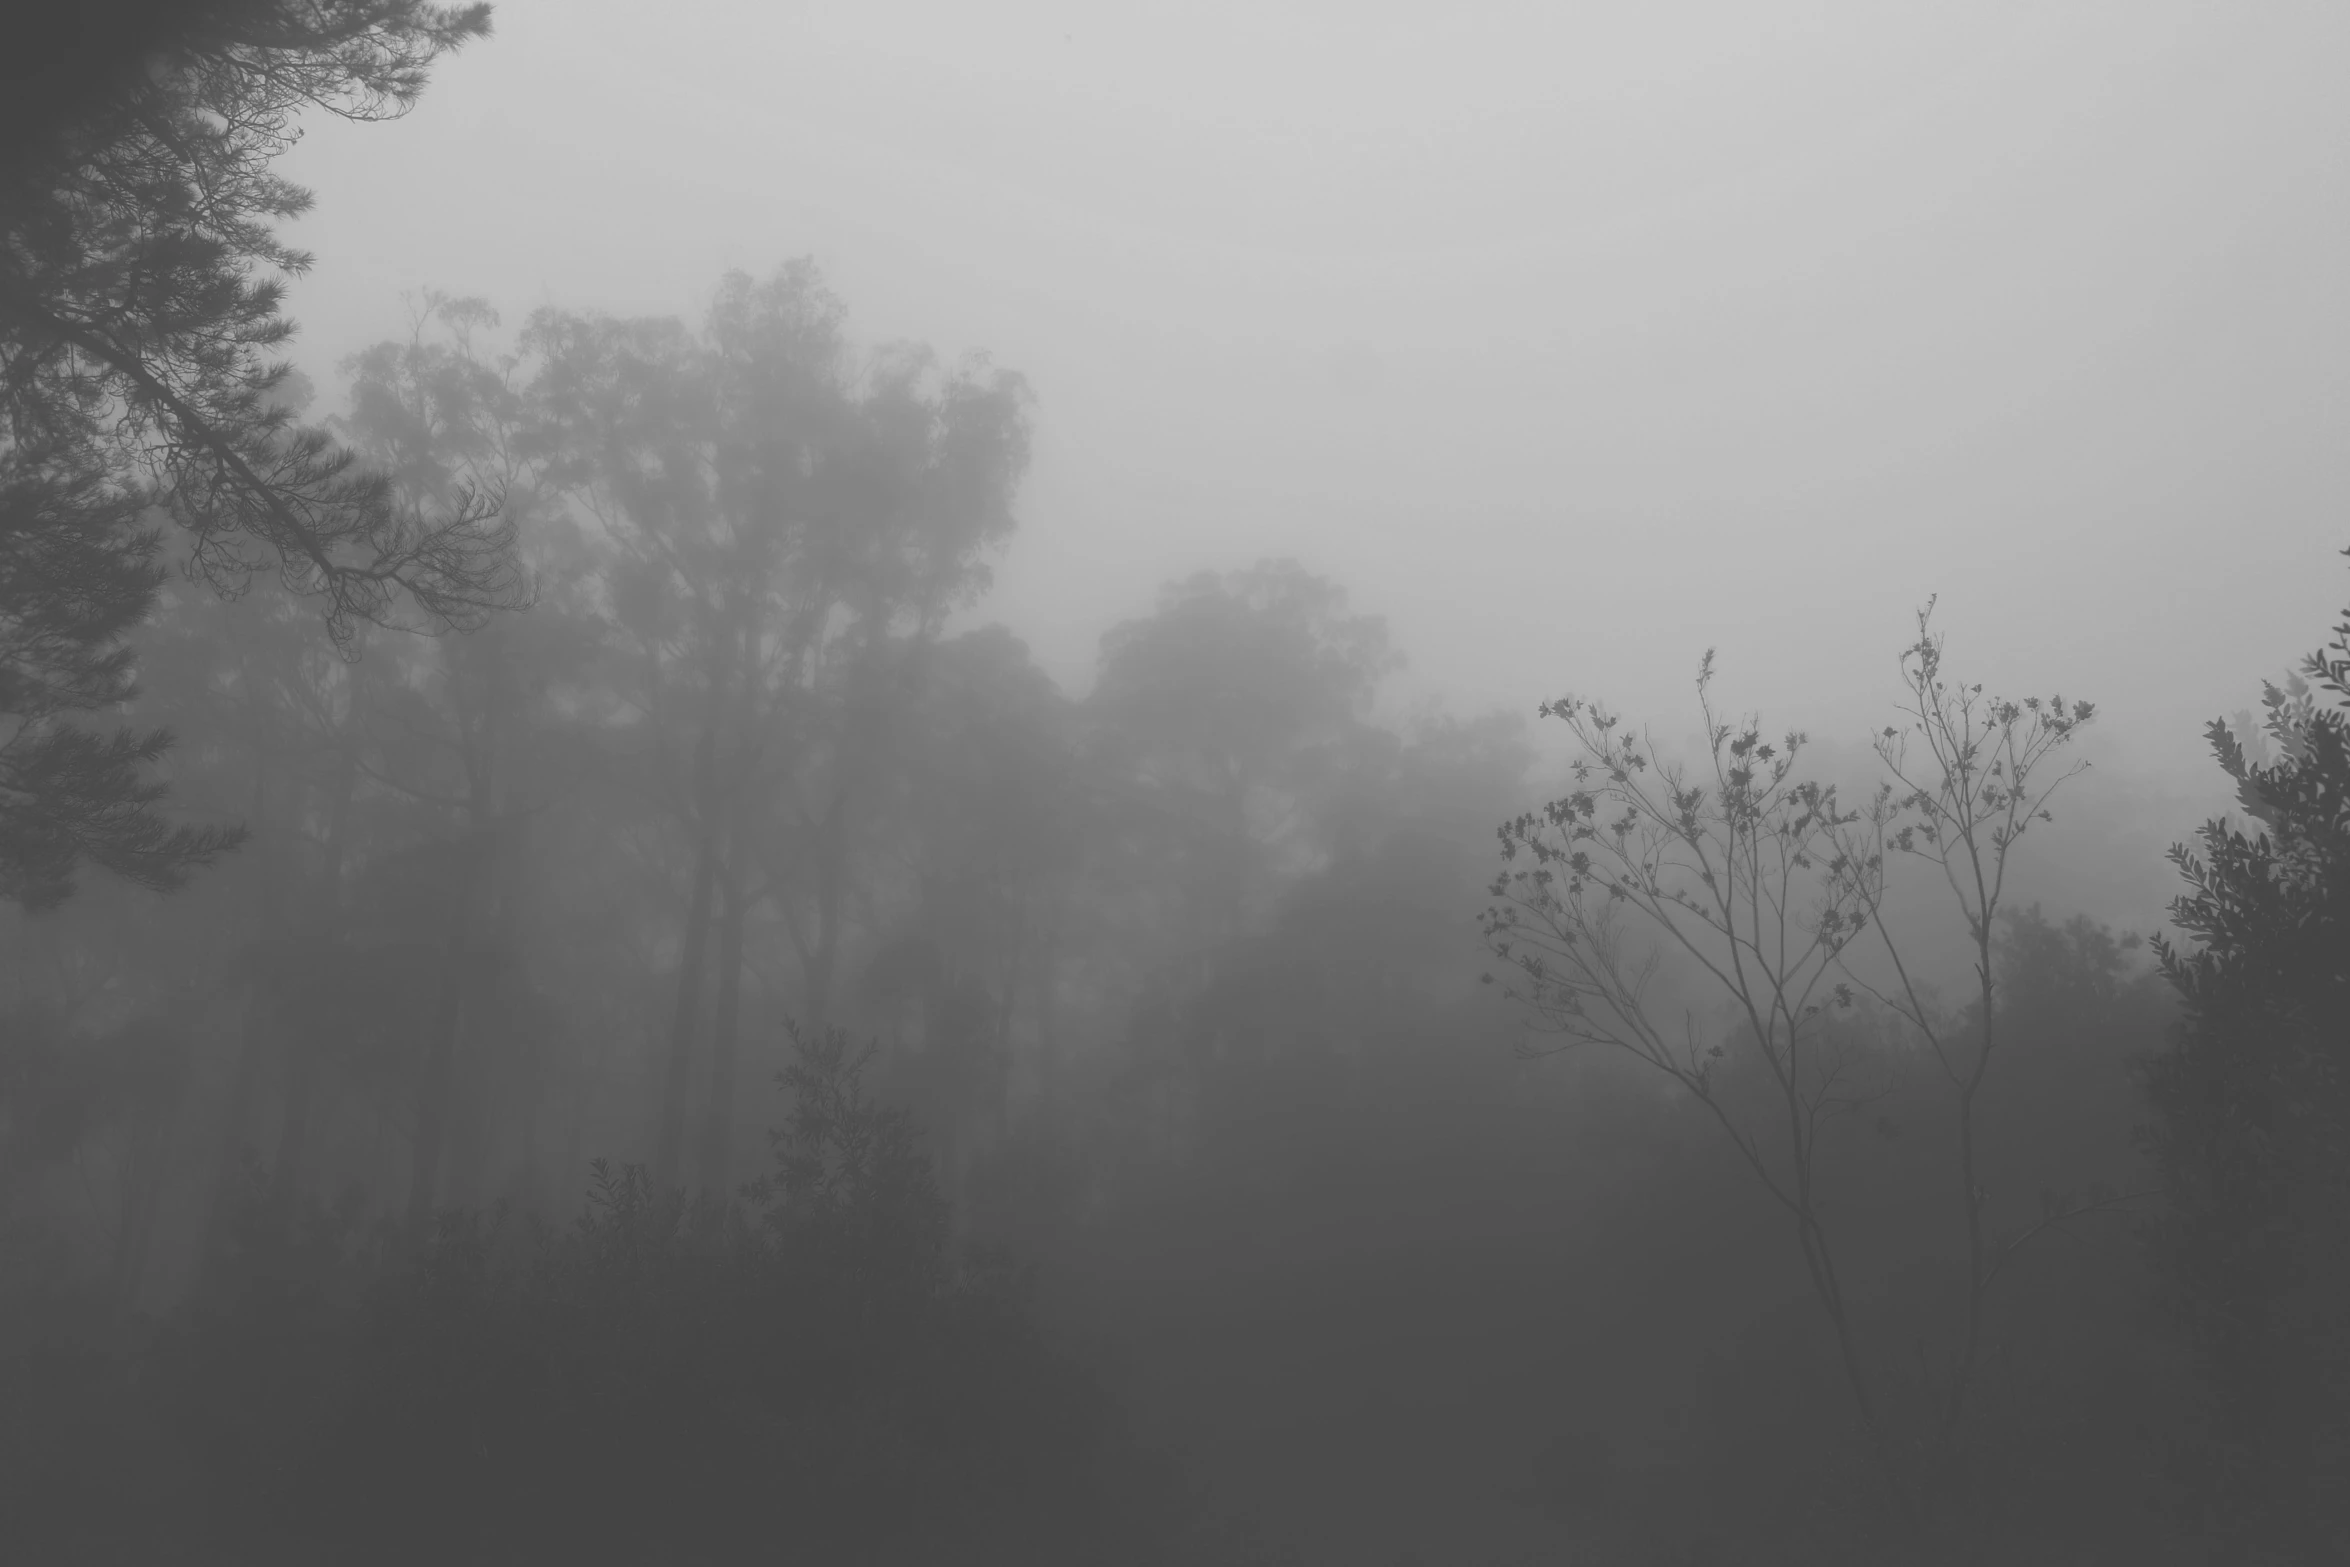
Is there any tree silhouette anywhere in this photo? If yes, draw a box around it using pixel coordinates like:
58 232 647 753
0 2 508 908
1482 609 2097 1527
2145 546 2350 1554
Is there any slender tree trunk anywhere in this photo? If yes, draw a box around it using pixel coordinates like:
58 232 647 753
268 745 354 1228
109 1039 181 1316
1938 944 1997 1458
408 799 492 1237
514 1028 543 1218
560 1025 598 1218
656 657 729 1187
992 980 1017 1144
658 813 720 1187
108 1116 168 1316
318 745 358 903
1031 928 1060 1095
443 1009 493 1212
443 920 510 1213
696 606 766 1197
509 819 544 1215
406 916 473 1237
199 982 270 1279
801 791 849 1036
561 1090 586 1214
198 758 281 1279
697 855 749 1194
989 911 1023 1144
1764 1010 1914 1527
267 1020 315 1223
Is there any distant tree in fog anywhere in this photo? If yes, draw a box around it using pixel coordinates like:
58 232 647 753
0 2 509 908
1092 559 1400 963
331 291 580 1232
524 263 1033 1190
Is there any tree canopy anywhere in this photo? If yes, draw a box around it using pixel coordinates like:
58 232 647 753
0 1 504 908
2143 551 2350 1550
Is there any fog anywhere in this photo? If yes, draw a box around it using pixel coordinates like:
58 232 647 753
282 2 2345 781
5 3 2347 1564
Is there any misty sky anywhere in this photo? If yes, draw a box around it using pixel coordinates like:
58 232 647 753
275 0 2346 820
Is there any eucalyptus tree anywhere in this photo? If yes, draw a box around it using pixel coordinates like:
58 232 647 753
330 293 598 1228
853 626 1094 1201
1090 559 1400 986
526 262 1032 1190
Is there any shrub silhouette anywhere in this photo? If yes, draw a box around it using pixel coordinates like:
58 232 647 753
1 1022 1182 1565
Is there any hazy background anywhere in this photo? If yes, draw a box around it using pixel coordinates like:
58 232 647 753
10 6 2347 1559
272 0 2347 842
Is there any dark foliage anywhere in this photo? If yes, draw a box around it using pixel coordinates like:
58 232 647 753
0 408 242 907
2143 549 2350 1557
0 1 509 909
0 1022 1183 1565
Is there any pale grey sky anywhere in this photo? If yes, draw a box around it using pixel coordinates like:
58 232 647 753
277 0 2348 877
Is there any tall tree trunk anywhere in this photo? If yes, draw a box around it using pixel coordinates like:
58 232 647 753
514 1023 544 1217
108 1111 168 1317
406 910 473 1237
266 1019 315 1223
268 745 354 1227
409 664 507 1237
408 813 493 1237
318 744 358 901
443 1012 492 1213
991 971 1018 1146
697 855 749 1194
561 1034 592 1216
198 982 270 1281
109 1033 183 1317
988 898 1029 1144
656 661 728 1187
695 608 764 1196
657 813 720 1187
801 790 849 1036
1031 925 1060 1098
506 814 542 1214
274 745 356 1220
198 757 282 1280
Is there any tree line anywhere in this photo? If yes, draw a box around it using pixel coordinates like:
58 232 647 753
1 6 2343 1563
